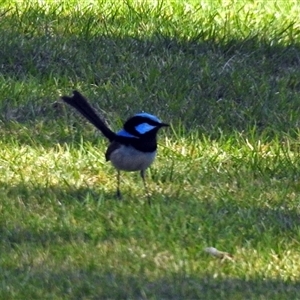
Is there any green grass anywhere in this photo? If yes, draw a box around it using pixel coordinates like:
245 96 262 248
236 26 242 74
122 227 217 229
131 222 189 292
1 0 300 299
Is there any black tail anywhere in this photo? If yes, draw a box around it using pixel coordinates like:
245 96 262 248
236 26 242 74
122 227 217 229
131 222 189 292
61 91 116 141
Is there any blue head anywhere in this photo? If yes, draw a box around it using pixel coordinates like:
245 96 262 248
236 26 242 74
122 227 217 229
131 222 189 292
117 112 168 138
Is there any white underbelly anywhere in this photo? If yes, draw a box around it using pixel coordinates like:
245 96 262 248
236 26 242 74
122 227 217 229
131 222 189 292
109 145 156 172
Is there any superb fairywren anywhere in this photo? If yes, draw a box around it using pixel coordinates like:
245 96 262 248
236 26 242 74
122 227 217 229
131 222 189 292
61 91 168 201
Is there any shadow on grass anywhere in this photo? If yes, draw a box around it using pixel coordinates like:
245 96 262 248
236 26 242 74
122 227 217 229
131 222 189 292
1 267 300 299
0 179 116 205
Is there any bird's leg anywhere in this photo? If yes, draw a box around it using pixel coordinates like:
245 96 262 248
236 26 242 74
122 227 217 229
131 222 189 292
140 169 151 205
116 170 122 199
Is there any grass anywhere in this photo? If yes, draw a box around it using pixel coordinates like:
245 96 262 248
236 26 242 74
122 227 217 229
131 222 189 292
1 0 300 298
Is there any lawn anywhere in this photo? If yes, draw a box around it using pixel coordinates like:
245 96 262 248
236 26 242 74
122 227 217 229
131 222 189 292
1 0 300 299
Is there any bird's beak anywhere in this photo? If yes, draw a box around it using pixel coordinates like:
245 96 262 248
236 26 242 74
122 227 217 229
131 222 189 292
160 123 169 127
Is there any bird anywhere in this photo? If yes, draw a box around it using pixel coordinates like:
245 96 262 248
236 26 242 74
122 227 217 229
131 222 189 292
61 90 169 202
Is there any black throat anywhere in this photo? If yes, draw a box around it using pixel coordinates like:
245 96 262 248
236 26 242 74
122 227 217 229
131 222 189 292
115 131 158 152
